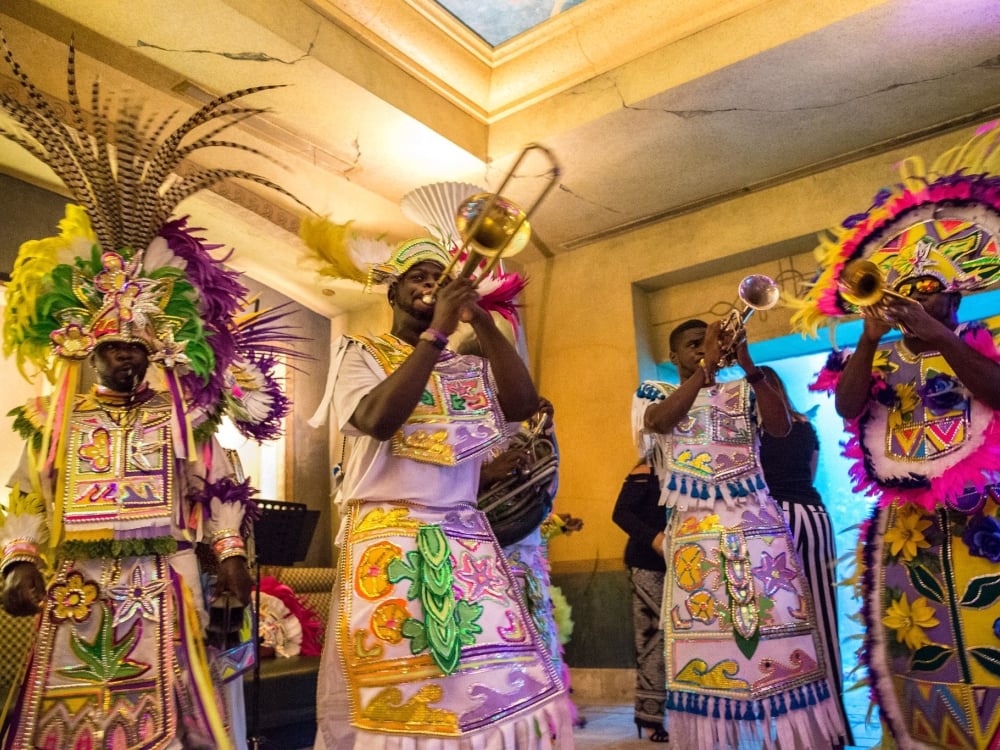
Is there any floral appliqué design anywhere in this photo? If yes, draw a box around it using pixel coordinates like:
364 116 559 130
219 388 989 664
49 571 99 623
751 551 797 598
962 513 1000 562
107 565 168 627
885 504 933 562
453 552 508 602
882 592 939 651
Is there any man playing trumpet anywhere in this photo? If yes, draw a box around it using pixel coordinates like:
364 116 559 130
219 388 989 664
632 317 846 749
791 122 1000 749
815 238 1000 749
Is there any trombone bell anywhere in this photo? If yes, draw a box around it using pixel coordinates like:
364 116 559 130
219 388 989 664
456 193 532 259
421 143 561 304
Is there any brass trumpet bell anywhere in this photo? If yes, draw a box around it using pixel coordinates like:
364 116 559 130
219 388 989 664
717 274 780 366
738 274 781 312
838 258 907 308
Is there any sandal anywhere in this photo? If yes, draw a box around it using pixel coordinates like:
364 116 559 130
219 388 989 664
649 726 670 742
648 726 669 743
635 722 669 743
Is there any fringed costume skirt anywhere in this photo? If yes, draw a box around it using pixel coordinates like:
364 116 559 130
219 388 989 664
663 496 843 750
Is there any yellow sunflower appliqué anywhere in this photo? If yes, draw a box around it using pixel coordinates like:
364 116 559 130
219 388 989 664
884 504 933 562
50 571 99 623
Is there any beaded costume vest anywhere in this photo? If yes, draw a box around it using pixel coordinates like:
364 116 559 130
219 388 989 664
867 342 973 470
349 334 506 466
62 391 176 540
637 379 768 509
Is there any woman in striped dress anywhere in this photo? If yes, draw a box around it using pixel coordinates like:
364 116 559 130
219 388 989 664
757 366 853 747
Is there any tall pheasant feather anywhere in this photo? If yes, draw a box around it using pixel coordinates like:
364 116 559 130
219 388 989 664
0 32 309 258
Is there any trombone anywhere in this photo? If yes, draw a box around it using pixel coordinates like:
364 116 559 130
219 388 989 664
421 144 562 304
716 274 780 366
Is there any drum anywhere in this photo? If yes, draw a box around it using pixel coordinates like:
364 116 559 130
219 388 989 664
477 415 559 547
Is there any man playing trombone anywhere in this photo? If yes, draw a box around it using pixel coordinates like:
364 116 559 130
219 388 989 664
632 316 846 749
310 238 575 750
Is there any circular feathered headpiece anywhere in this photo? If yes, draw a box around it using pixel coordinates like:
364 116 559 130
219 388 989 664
0 33 308 445
791 122 1000 335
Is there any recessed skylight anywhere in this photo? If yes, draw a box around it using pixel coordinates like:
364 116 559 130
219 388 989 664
434 0 589 47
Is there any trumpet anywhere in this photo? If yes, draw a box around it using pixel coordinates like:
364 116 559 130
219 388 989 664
838 258 909 311
716 274 780 366
421 144 562 304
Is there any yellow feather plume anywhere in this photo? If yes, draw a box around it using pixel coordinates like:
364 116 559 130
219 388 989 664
298 215 367 284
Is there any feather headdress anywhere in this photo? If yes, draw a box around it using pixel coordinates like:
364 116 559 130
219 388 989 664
299 171 536 331
0 32 308 446
791 122 1000 336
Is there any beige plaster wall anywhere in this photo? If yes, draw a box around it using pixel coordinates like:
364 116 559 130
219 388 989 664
522 125 980 570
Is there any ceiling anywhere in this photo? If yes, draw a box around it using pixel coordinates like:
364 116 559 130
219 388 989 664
1 0 999 319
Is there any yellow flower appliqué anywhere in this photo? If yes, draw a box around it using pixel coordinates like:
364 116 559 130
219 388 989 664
884 504 933 561
50 571 99 623
882 593 939 651
895 382 921 416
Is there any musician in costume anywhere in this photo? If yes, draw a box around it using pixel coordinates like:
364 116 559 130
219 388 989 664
308 237 573 750
633 318 846 750
0 35 303 750
795 123 1000 749
478 397 563 670
476 396 586 729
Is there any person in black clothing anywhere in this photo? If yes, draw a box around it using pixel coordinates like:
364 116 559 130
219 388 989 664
612 459 669 743
757 365 853 747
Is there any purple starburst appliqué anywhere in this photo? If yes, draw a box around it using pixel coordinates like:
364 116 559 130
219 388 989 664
453 552 508 602
752 551 798 597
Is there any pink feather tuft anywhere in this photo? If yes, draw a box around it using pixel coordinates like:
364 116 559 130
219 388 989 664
477 269 528 331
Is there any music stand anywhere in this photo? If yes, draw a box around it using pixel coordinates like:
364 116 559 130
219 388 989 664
248 500 318 749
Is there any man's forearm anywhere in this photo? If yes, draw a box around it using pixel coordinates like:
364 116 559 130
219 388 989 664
835 339 879 418
475 323 539 422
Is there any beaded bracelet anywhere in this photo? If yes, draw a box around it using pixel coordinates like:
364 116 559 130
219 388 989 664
1 539 39 576
210 529 247 561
